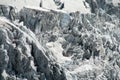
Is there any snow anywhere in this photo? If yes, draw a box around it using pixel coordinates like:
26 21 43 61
25 6 50 12
0 17 16 27
112 0 120 6
71 64 93 73
30 60 37 71
0 0 40 11
63 0 90 13
106 0 120 6
0 0 119 13
43 0 90 13
2 70 8 79
0 0 90 13
42 0 58 10
46 37 71 63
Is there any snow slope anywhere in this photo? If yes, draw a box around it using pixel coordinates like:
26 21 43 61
62 0 90 13
0 0 119 13
0 0 90 13
42 0 90 13
0 0 40 11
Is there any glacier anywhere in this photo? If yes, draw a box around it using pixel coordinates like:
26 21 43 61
0 0 120 80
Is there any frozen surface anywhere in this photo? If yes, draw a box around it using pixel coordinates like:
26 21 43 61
0 0 120 80
46 37 72 63
0 0 90 13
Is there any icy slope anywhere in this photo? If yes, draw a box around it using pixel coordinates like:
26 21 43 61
0 0 40 11
0 16 67 80
42 0 91 13
18 5 120 80
0 0 120 80
0 0 119 13
0 0 90 13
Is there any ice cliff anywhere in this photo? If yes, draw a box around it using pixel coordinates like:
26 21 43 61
0 0 120 80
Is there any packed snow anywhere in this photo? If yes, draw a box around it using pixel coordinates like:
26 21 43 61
42 0 91 13
0 0 90 13
0 0 119 12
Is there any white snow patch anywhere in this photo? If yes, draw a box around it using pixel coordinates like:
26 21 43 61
25 6 50 12
30 60 37 71
42 0 90 13
63 0 90 13
112 0 120 6
43 0 58 10
0 0 90 13
71 64 93 73
46 37 71 63
2 70 8 79
0 0 40 11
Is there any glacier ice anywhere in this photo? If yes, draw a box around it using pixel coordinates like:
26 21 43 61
0 0 120 80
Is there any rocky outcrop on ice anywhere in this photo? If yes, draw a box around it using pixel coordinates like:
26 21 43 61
0 0 120 80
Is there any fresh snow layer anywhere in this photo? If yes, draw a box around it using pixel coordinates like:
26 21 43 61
62 0 90 13
25 6 50 12
42 0 58 10
43 0 91 13
0 0 90 13
0 0 119 12
0 0 40 11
